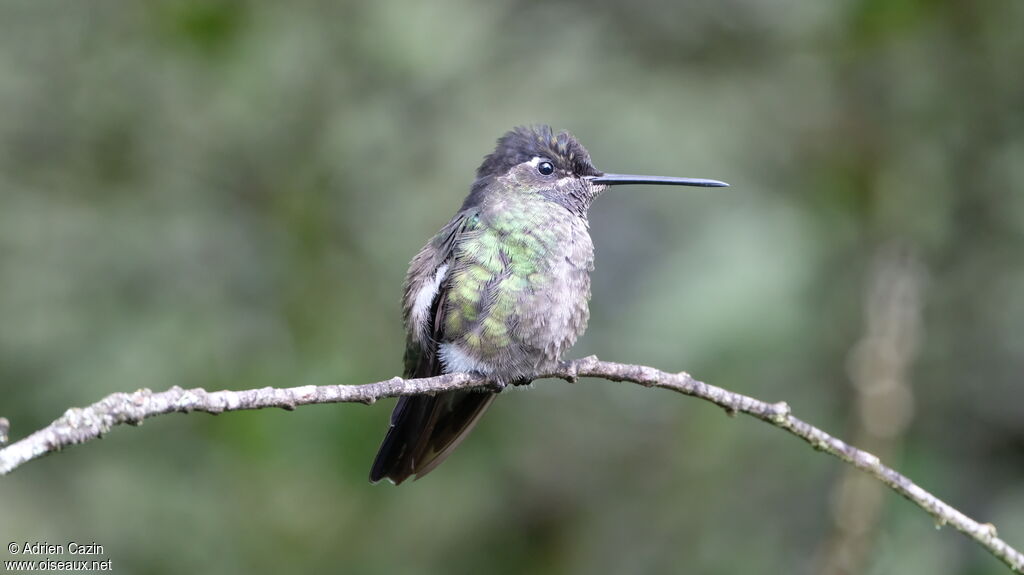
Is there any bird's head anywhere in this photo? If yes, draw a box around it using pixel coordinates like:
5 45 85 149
464 125 727 214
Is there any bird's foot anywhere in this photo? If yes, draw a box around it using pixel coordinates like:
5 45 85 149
484 378 531 393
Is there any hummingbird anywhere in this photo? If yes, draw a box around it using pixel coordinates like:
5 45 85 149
369 125 727 484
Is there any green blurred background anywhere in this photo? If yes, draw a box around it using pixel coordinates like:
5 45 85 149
1 1 1022 573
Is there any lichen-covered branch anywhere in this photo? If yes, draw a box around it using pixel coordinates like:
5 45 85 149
0 356 1020 572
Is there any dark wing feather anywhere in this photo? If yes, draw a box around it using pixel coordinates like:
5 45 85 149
369 212 496 485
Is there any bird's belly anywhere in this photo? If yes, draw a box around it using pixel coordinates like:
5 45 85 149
515 252 592 363
441 219 594 381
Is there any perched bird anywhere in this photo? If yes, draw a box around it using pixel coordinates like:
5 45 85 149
370 125 726 484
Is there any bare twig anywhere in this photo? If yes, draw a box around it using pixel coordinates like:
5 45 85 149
0 357 1020 572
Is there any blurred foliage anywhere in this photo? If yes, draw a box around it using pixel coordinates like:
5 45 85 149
1 0 1023 573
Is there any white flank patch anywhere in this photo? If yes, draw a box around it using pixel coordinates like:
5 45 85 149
411 264 448 340
439 342 493 374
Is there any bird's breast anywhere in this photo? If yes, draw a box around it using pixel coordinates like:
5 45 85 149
441 205 594 380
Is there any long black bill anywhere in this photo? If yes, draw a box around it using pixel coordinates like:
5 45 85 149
587 173 729 187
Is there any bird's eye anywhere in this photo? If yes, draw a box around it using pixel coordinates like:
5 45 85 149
537 161 554 176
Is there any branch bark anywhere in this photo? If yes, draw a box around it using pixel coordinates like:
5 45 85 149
0 356 1020 572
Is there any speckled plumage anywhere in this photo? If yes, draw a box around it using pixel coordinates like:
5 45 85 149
439 192 594 381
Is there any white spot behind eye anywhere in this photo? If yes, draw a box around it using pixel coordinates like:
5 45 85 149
527 157 542 168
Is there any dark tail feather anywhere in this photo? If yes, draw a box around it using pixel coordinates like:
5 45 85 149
369 390 496 484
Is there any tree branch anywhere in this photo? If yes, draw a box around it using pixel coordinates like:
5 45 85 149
0 356 1020 572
